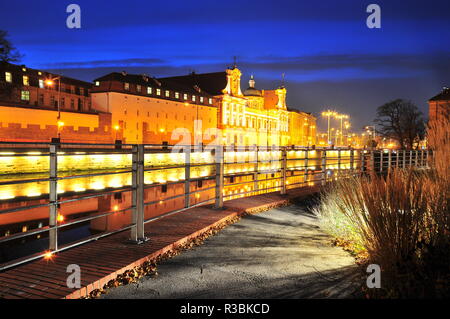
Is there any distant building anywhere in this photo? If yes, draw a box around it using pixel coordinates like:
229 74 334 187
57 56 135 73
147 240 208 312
428 87 450 122
0 61 92 112
159 66 316 147
0 62 316 146
91 71 218 144
0 62 111 143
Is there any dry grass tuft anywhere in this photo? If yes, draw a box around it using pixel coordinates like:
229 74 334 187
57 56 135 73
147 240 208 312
317 169 449 298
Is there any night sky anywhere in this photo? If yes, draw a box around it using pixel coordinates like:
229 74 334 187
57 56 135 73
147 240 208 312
1 0 449 132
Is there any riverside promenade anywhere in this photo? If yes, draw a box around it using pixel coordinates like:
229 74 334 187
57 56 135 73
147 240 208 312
0 186 321 299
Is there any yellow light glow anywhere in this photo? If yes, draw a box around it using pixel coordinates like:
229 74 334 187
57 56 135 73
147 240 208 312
45 80 54 86
57 214 64 222
44 251 53 259
114 125 120 131
57 121 64 127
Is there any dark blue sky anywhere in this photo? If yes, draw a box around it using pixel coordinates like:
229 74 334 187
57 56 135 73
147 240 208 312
1 0 449 131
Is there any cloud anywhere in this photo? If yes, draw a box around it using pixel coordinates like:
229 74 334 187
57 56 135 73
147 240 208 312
42 58 167 68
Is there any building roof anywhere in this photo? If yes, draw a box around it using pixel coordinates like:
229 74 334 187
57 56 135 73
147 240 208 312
0 61 92 88
95 71 219 97
94 72 161 87
158 72 227 96
429 87 450 101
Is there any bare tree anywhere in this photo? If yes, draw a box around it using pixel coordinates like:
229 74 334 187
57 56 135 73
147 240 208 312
0 30 22 62
374 99 425 149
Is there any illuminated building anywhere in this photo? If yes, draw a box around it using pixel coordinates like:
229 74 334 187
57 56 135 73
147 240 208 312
428 87 450 123
91 71 218 144
0 62 92 112
159 66 316 147
0 62 111 143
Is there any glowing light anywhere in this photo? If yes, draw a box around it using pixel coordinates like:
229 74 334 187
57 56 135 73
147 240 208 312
114 125 120 131
26 152 41 155
45 80 54 86
44 251 53 259
113 205 119 211
0 192 15 200
57 121 65 127
57 214 64 222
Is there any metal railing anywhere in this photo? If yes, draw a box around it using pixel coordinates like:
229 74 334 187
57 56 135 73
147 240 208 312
0 141 431 271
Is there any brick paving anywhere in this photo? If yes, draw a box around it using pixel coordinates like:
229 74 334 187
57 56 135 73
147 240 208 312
0 187 318 299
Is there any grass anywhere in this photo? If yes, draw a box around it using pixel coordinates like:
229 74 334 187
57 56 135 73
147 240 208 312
315 116 449 298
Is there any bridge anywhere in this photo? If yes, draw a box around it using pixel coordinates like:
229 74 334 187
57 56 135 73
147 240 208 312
0 141 429 298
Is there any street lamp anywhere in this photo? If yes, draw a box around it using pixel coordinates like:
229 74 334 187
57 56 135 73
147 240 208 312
46 76 62 140
335 114 349 146
365 126 376 138
321 110 337 145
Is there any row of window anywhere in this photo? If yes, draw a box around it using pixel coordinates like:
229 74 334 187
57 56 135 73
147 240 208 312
20 90 89 110
102 80 214 105
4 72 87 96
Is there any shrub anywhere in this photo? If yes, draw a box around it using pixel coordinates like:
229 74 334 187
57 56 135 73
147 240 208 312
316 168 449 298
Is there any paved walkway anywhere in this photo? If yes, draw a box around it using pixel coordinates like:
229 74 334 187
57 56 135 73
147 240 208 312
102 203 361 299
0 187 320 299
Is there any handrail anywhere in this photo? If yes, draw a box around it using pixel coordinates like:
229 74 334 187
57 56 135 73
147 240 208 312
0 142 431 272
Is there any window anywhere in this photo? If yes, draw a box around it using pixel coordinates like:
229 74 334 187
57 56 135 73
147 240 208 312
124 82 130 91
70 99 74 109
39 79 44 88
70 85 75 94
147 86 152 94
38 94 44 105
183 93 188 100
22 76 29 86
192 95 196 102
61 97 65 107
137 85 141 92
165 90 170 97
21 90 30 101
79 87 85 96
200 96 204 103
95 81 100 86
5 72 12 83
208 98 213 104
156 88 161 96
161 185 167 193
175 92 179 99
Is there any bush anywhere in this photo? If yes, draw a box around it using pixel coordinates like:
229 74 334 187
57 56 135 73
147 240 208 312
315 169 449 298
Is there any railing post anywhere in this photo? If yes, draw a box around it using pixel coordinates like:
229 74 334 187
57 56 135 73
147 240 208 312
253 145 259 193
350 148 354 176
304 148 309 184
215 145 224 209
281 146 287 195
49 143 58 252
130 144 147 243
369 150 375 174
421 149 425 168
337 149 341 176
388 149 392 172
415 150 419 167
403 150 407 168
396 151 399 169
321 150 327 186
360 150 365 175
409 150 413 167
379 150 384 173
184 146 191 208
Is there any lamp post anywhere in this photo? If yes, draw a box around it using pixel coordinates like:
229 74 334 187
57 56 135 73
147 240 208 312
321 110 337 145
335 114 349 146
46 76 62 140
